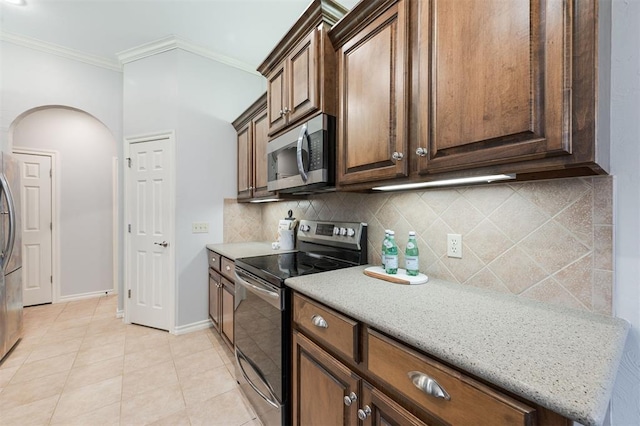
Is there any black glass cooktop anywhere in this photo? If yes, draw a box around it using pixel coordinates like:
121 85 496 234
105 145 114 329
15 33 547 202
235 251 357 287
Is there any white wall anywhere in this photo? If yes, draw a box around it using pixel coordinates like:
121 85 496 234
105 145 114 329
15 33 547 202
11 108 117 298
123 49 264 328
0 41 123 300
0 42 122 150
610 0 640 424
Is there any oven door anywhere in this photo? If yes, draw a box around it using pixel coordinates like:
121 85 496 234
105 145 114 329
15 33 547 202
234 268 286 426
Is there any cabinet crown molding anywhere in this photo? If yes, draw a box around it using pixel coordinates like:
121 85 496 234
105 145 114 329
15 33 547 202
328 0 400 47
232 93 268 131
256 0 347 75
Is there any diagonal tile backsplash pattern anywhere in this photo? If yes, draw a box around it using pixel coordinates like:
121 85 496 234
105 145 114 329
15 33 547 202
224 176 613 315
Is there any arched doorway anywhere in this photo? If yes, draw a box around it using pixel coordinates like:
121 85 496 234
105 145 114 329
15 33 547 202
10 106 118 305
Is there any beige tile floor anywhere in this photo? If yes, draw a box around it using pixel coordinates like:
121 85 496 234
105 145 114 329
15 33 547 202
0 295 262 426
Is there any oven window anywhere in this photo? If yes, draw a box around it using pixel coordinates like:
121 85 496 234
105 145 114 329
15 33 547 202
235 284 283 401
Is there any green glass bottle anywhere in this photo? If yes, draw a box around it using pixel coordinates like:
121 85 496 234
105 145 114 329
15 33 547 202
381 230 390 269
384 231 398 275
405 231 419 276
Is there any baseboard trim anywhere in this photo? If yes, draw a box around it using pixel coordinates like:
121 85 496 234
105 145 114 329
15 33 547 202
173 319 213 335
57 289 115 303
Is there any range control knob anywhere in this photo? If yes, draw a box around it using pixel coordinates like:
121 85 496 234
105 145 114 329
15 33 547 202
339 227 347 236
300 224 310 232
347 228 355 237
333 227 340 235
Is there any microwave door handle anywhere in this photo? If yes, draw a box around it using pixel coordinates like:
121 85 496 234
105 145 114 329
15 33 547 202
0 174 15 272
296 123 309 182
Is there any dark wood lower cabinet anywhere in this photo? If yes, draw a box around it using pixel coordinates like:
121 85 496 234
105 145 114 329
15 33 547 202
292 330 426 426
360 382 427 426
292 331 359 426
292 291 569 426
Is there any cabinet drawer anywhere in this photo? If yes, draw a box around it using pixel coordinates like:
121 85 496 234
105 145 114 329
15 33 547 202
366 329 535 426
207 250 221 272
293 293 359 363
221 257 235 281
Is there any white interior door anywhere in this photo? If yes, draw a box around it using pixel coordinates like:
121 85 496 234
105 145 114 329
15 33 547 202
127 136 173 331
14 152 53 306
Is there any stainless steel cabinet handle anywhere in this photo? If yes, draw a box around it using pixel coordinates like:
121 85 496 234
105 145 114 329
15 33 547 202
343 392 357 406
408 371 451 401
311 315 328 329
154 241 168 247
392 152 404 161
357 405 372 420
416 147 428 157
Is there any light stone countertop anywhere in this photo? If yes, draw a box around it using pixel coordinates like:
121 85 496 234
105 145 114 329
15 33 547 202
285 265 630 426
206 241 294 260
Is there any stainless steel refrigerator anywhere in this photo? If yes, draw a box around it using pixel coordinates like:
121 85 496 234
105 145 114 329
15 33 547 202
0 152 22 362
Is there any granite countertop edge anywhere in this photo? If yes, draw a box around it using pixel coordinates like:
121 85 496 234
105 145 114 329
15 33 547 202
285 265 630 426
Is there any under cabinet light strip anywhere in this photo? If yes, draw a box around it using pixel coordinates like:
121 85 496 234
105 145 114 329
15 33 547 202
249 198 281 204
372 174 516 191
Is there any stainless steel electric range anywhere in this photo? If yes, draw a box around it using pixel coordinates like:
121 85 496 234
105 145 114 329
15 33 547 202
233 220 368 426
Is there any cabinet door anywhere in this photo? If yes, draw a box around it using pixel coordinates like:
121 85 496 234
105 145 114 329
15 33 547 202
336 1 409 185
360 382 429 426
267 64 287 135
252 109 274 198
237 123 252 200
292 331 359 426
287 30 319 125
221 278 234 347
209 271 221 331
417 0 571 174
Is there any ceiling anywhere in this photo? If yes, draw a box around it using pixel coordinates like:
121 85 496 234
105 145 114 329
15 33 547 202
0 0 359 70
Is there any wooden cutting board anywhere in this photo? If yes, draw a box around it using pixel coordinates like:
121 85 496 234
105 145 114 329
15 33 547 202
363 266 429 285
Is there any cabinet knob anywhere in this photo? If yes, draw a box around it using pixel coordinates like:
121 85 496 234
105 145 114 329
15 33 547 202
416 147 428 157
283 107 291 114
226 265 231 271
408 371 451 401
392 152 404 161
311 314 328 329
279 109 284 116
343 392 357 406
211 257 216 262
357 406 372 420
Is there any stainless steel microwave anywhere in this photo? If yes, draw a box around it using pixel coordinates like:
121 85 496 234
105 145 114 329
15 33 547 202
267 114 335 194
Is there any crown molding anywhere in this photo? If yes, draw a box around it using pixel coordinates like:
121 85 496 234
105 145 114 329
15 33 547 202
117 35 261 77
0 31 122 72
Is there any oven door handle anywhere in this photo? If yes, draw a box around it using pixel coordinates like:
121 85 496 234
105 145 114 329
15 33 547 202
234 270 281 310
296 123 309 182
235 348 280 409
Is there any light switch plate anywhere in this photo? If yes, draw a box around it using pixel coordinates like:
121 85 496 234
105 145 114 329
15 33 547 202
192 222 209 233
447 234 462 258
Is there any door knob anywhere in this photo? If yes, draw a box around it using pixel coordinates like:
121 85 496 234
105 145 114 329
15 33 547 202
154 241 169 247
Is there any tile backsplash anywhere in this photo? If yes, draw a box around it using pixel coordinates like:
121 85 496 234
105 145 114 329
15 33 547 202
224 176 613 315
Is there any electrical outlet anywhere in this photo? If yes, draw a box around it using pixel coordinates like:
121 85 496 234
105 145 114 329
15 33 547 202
447 234 462 258
192 222 209 233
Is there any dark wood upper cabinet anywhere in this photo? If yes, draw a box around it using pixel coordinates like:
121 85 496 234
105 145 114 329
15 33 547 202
333 0 410 185
258 0 347 137
417 0 571 174
232 93 275 202
330 0 607 190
